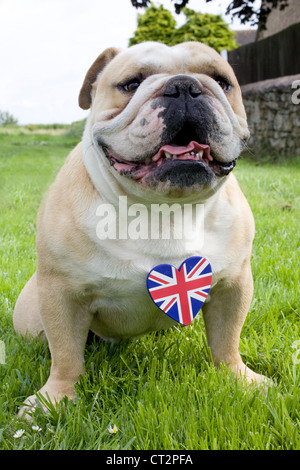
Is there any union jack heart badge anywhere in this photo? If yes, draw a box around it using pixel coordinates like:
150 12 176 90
147 256 212 326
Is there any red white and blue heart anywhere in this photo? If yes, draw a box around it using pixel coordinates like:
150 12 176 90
147 256 212 326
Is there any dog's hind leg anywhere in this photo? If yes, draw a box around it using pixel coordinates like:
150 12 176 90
13 272 46 341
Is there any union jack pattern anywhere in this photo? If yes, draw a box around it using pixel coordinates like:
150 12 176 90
147 256 212 326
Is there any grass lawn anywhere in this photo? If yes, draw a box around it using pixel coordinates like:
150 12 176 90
0 129 299 450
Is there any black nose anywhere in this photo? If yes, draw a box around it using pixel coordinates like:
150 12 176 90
163 75 202 99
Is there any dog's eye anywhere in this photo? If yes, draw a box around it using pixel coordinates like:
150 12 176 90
215 76 232 93
122 78 141 93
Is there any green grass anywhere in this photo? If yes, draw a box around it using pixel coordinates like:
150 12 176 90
0 130 300 450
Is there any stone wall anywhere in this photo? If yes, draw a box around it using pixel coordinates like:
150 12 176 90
241 74 300 157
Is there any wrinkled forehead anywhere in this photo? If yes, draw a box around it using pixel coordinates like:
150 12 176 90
118 42 189 72
101 42 237 85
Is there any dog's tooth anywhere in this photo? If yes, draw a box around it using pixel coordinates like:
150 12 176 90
164 151 171 159
196 150 204 158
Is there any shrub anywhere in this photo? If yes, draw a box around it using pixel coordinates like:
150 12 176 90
0 110 18 126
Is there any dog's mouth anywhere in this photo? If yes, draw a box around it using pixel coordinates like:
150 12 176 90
103 141 236 181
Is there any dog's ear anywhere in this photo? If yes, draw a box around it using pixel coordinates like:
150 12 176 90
78 47 121 110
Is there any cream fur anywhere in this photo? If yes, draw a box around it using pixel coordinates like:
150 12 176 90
14 42 270 419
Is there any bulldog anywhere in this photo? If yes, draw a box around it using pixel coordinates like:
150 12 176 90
14 41 269 417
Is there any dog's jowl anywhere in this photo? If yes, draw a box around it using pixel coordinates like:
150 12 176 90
13 41 270 418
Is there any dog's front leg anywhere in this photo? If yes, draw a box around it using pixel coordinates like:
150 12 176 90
18 274 92 419
201 260 269 386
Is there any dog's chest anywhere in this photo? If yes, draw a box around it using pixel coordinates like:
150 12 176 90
81 233 230 339
85 245 179 338
79 194 236 338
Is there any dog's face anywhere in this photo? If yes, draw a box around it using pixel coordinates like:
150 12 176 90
79 42 249 195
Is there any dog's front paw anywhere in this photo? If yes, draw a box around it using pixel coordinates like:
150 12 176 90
18 381 76 420
235 363 274 389
18 394 43 420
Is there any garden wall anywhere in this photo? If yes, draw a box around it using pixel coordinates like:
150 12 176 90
241 74 300 157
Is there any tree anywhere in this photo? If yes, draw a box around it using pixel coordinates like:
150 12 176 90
129 4 238 52
129 4 176 46
170 9 238 52
0 110 18 126
222 0 289 29
130 0 290 30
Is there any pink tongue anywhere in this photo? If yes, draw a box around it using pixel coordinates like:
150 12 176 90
153 141 210 161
